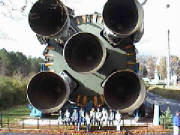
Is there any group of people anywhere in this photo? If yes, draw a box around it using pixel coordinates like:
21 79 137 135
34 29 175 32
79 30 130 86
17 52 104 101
58 107 122 132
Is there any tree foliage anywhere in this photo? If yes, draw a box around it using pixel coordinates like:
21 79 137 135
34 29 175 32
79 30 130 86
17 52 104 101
138 55 180 84
0 49 44 109
160 107 172 129
0 75 28 109
158 57 167 80
0 48 44 76
138 56 157 79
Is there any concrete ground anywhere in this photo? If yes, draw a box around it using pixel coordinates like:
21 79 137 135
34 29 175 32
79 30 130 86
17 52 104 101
0 132 174 135
19 117 152 126
146 92 180 114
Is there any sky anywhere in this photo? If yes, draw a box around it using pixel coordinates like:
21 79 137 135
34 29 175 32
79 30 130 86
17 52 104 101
0 0 45 58
0 0 179 57
137 0 180 57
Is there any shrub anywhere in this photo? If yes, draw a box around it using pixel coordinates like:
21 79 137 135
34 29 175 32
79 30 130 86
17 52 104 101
0 76 28 109
160 107 173 129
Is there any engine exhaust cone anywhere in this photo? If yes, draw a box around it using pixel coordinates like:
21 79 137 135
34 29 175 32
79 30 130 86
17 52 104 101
103 0 143 37
27 72 70 113
104 70 146 113
28 0 69 37
63 32 106 73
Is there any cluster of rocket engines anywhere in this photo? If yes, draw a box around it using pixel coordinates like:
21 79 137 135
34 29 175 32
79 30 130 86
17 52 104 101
27 0 146 114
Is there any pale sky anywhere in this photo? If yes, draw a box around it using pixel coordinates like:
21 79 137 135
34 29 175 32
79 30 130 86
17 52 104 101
0 0 45 58
137 0 180 56
0 0 179 57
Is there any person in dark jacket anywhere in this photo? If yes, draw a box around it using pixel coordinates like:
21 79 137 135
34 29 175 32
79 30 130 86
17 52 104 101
78 108 85 131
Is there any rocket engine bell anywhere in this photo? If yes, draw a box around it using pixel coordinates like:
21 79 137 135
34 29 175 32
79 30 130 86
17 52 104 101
103 70 146 113
102 0 144 45
27 71 77 113
63 32 106 73
28 0 70 39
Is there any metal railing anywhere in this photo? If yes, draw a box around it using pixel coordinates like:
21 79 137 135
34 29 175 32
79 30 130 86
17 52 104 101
0 114 173 135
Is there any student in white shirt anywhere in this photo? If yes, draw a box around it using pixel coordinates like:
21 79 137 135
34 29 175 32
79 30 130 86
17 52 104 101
96 108 102 129
101 108 108 126
71 109 78 125
115 111 122 131
85 112 91 132
90 107 96 125
108 109 115 126
64 109 71 125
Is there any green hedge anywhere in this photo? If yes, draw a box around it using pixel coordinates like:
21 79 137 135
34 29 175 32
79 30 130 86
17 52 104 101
0 76 28 109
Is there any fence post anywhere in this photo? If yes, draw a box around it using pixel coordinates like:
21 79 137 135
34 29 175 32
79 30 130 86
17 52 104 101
22 118 24 129
123 117 124 127
37 118 39 129
163 118 165 130
49 119 51 129
58 119 60 129
0 114 2 127
7 115 10 131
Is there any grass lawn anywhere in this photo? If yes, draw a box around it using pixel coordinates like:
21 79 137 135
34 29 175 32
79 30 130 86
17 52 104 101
148 86 180 101
0 104 30 124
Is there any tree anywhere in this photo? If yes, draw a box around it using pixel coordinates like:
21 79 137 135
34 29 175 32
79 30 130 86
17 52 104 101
137 55 156 79
0 48 13 75
0 48 44 76
142 66 148 77
146 57 157 79
158 57 167 80
170 56 179 76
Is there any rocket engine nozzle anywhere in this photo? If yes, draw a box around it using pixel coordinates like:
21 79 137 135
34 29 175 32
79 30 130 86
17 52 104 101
63 33 106 73
103 0 143 38
104 70 146 113
27 72 70 113
28 0 69 38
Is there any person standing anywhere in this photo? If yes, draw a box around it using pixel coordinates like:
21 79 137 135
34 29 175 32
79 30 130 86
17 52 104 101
71 109 78 125
90 107 96 125
108 109 115 126
85 112 91 132
96 108 102 129
79 108 85 125
64 109 71 125
58 109 63 125
78 108 85 131
115 111 122 131
173 112 180 135
101 108 108 126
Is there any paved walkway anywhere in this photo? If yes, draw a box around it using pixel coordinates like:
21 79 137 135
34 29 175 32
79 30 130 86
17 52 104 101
146 92 180 114
0 132 173 135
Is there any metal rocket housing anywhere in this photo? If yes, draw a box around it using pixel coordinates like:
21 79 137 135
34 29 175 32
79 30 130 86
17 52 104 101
27 0 146 114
